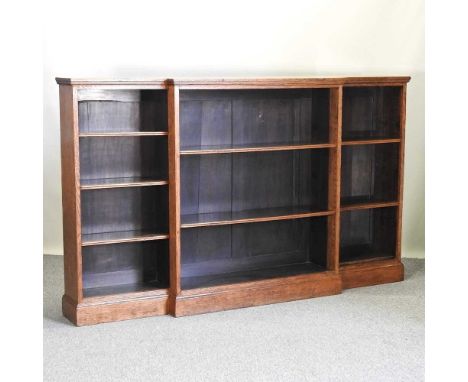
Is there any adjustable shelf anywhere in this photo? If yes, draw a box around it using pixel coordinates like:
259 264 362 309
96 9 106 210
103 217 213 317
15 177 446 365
181 207 334 228
80 177 168 190
180 142 335 155
57 77 409 325
82 230 169 246
79 131 168 137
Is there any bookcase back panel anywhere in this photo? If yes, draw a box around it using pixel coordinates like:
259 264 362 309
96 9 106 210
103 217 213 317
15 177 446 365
340 207 397 263
181 217 328 289
181 150 329 219
180 89 330 149
82 241 169 296
341 143 399 205
81 187 168 235
79 137 168 181
78 90 167 133
342 86 401 140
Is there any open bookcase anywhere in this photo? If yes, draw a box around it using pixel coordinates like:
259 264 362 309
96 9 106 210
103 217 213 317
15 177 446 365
57 77 410 325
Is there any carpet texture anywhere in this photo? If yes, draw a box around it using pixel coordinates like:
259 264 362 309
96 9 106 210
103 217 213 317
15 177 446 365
43 256 424 382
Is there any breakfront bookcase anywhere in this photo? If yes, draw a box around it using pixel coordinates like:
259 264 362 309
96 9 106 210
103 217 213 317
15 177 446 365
56 77 410 325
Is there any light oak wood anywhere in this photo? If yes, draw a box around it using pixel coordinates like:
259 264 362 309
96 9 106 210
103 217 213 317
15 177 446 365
174 272 342 317
395 85 407 262
79 132 168 137
181 209 334 228
327 87 343 272
59 85 83 304
57 76 410 325
180 143 335 155
340 201 399 212
168 85 182 312
342 138 401 146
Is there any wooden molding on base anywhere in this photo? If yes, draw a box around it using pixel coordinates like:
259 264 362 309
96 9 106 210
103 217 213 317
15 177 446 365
173 272 342 317
62 293 169 326
340 260 404 289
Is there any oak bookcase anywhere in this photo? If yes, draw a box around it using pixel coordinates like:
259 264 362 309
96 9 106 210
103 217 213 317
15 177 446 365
56 77 410 325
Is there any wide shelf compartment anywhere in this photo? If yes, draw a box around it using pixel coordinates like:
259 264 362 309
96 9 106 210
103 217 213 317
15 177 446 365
181 217 328 290
78 89 167 134
81 187 168 244
180 88 331 151
79 136 168 181
340 207 397 264
181 149 330 226
341 143 399 206
342 86 401 141
82 241 169 297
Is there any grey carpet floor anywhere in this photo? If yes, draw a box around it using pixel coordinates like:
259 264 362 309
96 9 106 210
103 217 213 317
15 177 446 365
44 256 424 382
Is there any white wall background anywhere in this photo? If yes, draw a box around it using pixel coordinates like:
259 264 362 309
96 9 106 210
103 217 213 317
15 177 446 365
43 0 424 257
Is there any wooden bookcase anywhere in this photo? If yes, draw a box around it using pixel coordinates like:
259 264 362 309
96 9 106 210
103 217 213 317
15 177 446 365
56 77 410 325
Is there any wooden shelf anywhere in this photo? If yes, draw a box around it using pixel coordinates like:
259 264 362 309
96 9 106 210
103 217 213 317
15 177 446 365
340 201 399 212
182 262 326 290
180 142 335 155
82 230 169 246
83 283 168 298
79 131 168 137
342 138 401 146
80 177 168 190
181 207 334 228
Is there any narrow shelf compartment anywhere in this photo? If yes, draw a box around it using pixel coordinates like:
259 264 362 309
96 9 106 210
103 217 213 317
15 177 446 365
180 142 335 155
81 177 168 190
82 241 169 297
181 149 330 226
340 207 397 264
81 187 168 243
181 207 333 228
181 217 328 290
180 88 331 151
78 89 167 134
82 230 169 247
341 143 399 206
342 86 401 141
80 136 168 181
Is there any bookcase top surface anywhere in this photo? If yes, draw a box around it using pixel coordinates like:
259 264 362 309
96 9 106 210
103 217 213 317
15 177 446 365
56 76 410 87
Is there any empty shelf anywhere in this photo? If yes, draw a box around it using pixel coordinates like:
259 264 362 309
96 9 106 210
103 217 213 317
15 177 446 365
181 207 334 228
81 177 168 190
82 230 169 246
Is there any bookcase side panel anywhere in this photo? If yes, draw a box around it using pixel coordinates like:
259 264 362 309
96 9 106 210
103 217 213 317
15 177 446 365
59 85 83 304
396 84 407 261
168 84 182 311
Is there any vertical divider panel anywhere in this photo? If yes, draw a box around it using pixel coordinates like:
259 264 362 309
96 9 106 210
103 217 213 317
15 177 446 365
59 85 83 303
327 87 343 272
395 85 407 261
168 84 181 311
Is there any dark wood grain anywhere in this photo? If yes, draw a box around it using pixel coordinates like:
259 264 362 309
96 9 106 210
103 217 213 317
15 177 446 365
180 217 328 290
342 86 401 141
340 143 399 206
340 207 397 264
79 136 168 181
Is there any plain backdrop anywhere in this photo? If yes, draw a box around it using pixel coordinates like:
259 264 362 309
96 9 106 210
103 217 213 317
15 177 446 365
43 0 424 257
